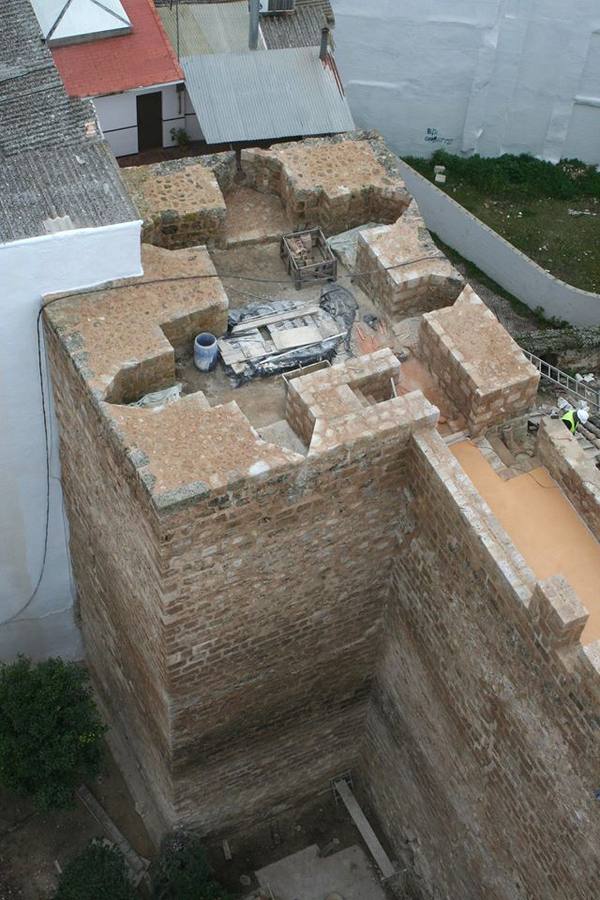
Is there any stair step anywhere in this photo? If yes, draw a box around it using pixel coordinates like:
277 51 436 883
444 430 468 446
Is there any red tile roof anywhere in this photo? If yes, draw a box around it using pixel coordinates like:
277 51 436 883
52 0 183 98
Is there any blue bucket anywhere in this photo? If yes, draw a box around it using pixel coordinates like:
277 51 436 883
194 332 218 372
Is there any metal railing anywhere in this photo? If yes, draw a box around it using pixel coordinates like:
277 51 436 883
523 350 600 414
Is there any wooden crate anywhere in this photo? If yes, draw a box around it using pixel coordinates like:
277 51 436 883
281 227 337 290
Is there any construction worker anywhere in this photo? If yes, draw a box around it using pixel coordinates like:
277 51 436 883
561 407 589 434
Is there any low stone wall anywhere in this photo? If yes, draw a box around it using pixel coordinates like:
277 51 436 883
355 200 464 320
285 348 403 448
363 427 600 900
45 244 228 406
419 286 539 435
537 418 600 541
242 135 410 235
121 158 227 250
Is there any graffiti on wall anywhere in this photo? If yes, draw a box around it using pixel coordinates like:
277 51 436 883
424 128 454 147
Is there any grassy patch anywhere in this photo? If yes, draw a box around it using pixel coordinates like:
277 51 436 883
405 151 600 293
430 235 550 326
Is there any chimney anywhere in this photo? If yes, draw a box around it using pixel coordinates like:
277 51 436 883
320 26 330 61
249 0 260 50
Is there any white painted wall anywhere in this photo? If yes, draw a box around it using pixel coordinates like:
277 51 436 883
398 160 600 326
333 0 600 164
94 83 186 157
0 221 142 661
94 92 138 156
184 90 204 142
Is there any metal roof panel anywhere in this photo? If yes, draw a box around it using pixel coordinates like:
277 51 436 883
182 47 355 144
158 2 260 57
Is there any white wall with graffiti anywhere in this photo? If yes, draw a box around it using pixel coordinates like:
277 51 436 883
333 0 600 165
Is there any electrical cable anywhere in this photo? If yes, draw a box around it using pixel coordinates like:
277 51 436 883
525 470 560 490
44 252 447 302
4 249 447 623
1 308 53 626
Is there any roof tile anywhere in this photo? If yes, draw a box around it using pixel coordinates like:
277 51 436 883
52 0 183 98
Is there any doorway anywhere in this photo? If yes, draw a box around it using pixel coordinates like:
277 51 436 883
137 91 163 152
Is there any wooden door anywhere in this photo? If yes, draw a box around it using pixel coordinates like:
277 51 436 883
137 91 163 152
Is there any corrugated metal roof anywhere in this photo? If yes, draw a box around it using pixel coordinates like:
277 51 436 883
158 2 259 57
182 47 355 144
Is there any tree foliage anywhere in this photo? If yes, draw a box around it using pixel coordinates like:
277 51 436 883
151 831 231 900
0 656 106 809
54 842 136 900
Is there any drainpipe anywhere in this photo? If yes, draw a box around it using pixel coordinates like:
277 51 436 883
249 0 260 50
320 26 329 61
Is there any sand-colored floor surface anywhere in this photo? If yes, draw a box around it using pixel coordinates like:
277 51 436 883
452 440 600 645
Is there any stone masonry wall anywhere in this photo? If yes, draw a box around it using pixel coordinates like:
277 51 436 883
285 348 400 448
241 137 409 235
122 159 227 250
44 323 175 836
362 427 600 900
159 404 435 833
537 418 600 542
45 267 439 836
355 200 464 320
419 287 539 435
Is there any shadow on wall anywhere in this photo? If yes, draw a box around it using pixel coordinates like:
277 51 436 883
398 160 600 328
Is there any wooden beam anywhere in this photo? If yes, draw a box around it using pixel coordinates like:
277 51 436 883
334 780 395 879
231 305 319 334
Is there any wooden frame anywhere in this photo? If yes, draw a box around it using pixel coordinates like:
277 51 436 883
280 227 337 290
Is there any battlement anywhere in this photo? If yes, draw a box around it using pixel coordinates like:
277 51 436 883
356 200 464 319
419 286 540 435
538 417 600 541
122 159 229 250
45 243 228 404
367 425 600 899
242 134 410 235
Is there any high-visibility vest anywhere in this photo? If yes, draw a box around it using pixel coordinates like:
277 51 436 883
561 409 578 433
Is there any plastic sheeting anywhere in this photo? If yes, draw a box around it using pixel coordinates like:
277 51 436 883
129 384 182 409
222 290 359 384
327 223 381 271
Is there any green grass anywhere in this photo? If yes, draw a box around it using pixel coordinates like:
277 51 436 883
405 151 600 294
430 234 562 328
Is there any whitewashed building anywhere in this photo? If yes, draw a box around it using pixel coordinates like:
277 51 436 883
0 0 142 659
333 0 600 164
33 0 184 157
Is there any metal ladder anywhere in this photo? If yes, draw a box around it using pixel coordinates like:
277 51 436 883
522 350 600 414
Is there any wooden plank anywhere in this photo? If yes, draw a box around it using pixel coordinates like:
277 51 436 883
77 785 150 886
334 780 395 879
218 341 245 364
219 328 273 364
261 332 346 361
231 305 319 334
271 325 322 351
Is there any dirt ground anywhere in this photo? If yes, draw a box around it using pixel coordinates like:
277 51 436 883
205 790 399 899
0 746 152 900
2 771 399 900
176 242 385 435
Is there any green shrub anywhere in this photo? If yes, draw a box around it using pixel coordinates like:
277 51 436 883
405 150 600 201
170 127 191 150
0 656 106 809
151 832 230 900
55 842 136 900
